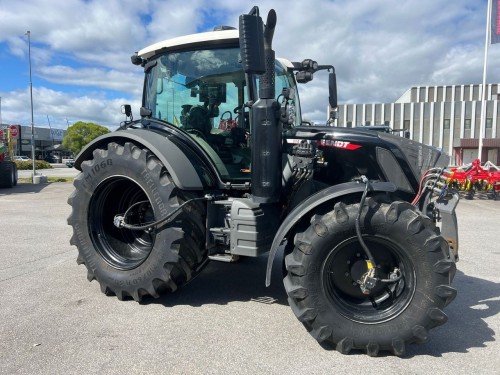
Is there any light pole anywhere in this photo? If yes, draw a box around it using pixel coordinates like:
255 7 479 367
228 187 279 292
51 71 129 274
47 115 54 146
25 30 36 180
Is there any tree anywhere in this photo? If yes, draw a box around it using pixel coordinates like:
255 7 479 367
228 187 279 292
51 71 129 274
63 121 110 155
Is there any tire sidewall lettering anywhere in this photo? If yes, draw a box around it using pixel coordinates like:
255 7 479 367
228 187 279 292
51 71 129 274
71 144 176 282
80 158 113 192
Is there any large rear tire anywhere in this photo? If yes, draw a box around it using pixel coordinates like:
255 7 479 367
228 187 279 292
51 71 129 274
0 161 17 188
67 142 207 301
284 198 457 356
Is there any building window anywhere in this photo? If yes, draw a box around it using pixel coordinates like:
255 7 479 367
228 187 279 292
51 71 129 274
419 87 426 102
464 119 471 129
428 87 435 102
444 119 450 129
384 120 390 126
346 121 352 128
486 118 493 129
437 87 444 101
445 86 452 101
472 85 480 100
365 121 371 126
403 120 410 129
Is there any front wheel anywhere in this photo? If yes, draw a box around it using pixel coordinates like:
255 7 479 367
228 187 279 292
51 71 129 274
284 199 457 356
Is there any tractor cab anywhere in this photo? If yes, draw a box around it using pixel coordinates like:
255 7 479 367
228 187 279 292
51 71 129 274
135 29 302 182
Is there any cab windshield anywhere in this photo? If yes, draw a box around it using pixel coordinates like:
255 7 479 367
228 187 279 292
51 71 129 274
144 47 300 181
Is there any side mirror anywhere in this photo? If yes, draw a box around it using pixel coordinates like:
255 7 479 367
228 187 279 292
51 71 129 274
329 72 338 109
121 104 132 120
131 53 142 66
239 8 266 74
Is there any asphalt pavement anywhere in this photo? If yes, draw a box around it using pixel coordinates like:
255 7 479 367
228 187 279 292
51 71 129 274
0 180 499 374
18 164 80 179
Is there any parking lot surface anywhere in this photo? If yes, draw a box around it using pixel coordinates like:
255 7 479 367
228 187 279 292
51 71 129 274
0 182 499 374
18 165 80 179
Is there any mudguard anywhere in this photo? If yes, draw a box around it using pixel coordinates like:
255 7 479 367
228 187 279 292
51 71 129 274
74 128 208 190
265 181 397 286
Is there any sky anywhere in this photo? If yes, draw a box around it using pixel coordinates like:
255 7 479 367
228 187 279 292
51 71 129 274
0 0 499 130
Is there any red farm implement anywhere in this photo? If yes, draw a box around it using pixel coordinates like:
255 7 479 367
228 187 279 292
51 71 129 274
447 159 500 200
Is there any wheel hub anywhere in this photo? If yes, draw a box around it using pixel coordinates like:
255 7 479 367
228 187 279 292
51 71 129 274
350 259 368 283
322 236 415 323
88 176 155 270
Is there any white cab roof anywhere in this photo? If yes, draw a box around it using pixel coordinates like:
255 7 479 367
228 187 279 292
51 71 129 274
137 29 294 71
277 57 293 69
138 29 239 59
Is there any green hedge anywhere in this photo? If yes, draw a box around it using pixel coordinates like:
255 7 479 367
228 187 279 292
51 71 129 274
15 160 53 170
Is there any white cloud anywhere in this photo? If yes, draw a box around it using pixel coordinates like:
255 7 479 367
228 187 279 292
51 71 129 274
37 65 142 95
0 0 498 127
145 0 205 41
3 87 141 130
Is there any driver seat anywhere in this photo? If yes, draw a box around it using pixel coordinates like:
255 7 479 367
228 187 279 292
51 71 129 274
185 105 212 137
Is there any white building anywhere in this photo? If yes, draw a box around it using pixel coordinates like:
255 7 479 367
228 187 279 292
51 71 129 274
335 84 500 165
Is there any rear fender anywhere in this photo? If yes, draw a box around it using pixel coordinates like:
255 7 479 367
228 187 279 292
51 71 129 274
74 129 210 190
265 181 397 286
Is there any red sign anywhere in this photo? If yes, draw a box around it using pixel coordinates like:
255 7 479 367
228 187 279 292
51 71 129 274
9 125 19 137
319 139 362 150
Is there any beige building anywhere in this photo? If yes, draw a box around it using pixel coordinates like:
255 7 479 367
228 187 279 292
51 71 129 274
335 84 500 165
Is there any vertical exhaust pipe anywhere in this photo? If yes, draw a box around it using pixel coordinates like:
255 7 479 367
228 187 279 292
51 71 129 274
258 10 276 100
239 8 281 204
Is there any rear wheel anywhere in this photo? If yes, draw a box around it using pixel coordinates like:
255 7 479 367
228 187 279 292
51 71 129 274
0 161 17 188
284 198 457 356
68 142 207 301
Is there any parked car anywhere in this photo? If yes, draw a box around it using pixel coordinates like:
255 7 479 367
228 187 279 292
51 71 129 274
14 156 31 161
65 159 75 168
44 155 59 163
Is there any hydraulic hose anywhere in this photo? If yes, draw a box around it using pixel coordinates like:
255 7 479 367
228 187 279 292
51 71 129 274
113 196 207 231
355 176 403 291
355 176 376 267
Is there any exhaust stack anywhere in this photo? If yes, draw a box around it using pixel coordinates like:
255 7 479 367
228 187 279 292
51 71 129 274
239 8 281 204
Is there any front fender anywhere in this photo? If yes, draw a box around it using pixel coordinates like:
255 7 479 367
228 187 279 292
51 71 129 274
265 181 397 286
75 128 210 190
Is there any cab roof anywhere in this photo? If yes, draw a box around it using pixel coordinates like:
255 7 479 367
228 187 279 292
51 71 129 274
138 29 239 60
137 28 294 70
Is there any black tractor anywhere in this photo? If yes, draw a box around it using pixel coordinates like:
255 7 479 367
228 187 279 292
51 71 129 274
68 7 459 356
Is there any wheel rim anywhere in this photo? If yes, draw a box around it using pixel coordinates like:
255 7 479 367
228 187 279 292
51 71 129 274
321 236 416 324
88 176 155 270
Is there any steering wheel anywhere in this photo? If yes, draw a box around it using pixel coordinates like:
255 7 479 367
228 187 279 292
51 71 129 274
221 110 232 121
